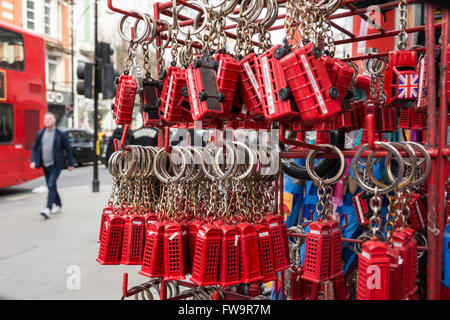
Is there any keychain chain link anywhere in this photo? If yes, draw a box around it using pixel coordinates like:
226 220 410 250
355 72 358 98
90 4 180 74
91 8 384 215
369 189 383 237
398 0 408 50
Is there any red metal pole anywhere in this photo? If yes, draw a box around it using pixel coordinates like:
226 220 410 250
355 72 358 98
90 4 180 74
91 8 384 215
122 273 128 298
435 8 449 300
425 3 439 300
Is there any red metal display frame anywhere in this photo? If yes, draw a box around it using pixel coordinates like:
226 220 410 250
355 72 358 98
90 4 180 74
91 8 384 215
107 0 449 300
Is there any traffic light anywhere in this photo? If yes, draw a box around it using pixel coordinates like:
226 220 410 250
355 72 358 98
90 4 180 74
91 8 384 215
97 42 117 100
66 105 73 116
77 62 93 98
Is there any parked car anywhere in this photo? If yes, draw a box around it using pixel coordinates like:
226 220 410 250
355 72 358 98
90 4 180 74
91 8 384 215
63 129 95 167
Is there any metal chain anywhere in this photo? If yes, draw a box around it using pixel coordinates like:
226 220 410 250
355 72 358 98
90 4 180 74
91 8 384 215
171 25 179 66
284 0 299 45
398 0 408 50
368 189 383 236
385 193 397 244
108 176 118 207
315 180 326 219
124 41 138 74
142 42 152 79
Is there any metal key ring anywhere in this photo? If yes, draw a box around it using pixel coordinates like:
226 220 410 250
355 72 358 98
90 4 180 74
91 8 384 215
346 60 359 83
137 13 157 45
108 151 123 177
142 147 156 177
259 147 280 178
202 141 235 181
151 20 172 52
129 145 144 178
130 145 145 178
242 0 264 24
153 147 187 183
122 148 137 179
200 0 226 8
175 1 209 36
212 0 239 15
214 141 256 180
383 141 417 188
171 146 195 183
153 148 173 183
351 142 405 194
183 146 204 182
163 146 188 183
248 0 275 29
118 11 151 43
368 142 416 190
306 144 346 185
404 141 431 186
233 141 257 180
228 0 260 22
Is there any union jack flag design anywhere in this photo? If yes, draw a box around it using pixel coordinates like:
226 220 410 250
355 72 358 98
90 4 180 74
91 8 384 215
398 73 419 99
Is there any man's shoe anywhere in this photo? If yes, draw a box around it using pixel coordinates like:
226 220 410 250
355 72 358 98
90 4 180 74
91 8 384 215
40 208 51 219
51 205 62 214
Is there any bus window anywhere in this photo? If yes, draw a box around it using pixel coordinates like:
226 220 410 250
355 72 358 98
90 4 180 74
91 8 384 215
0 103 13 142
0 27 24 71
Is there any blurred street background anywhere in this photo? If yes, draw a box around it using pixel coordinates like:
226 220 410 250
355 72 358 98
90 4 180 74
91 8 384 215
0 164 150 300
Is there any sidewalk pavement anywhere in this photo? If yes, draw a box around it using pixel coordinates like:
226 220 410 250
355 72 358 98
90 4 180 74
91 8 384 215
0 183 149 300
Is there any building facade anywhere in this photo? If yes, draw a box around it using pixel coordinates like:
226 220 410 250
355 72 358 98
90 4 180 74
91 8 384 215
0 0 74 127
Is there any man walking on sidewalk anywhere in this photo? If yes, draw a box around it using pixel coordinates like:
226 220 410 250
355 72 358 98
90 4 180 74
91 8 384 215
30 112 74 219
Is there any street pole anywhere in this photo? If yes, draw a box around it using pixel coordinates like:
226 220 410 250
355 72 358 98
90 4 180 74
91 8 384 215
92 0 99 192
71 0 75 128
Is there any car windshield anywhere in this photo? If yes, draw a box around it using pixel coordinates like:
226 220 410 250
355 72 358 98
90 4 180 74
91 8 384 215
66 131 92 143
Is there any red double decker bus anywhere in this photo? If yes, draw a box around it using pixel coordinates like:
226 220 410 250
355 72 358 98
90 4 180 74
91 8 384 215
0 22 47 188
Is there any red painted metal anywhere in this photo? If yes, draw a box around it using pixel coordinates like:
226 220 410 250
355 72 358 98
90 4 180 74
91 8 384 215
237 222 263 283
163 222 186 280
302 219 331 283
278 43 341 122
214 53 240 118
96 214 125 265
255 224 277 283
435 8 449 301
256 45 300 121
190 223 221 286
120 214 145 265
158 66 187 123
107 0 447 300
113 75 137 125
98 205 113 243
139 221 165 278
218 223 241 286
357 239 390 300
262 215 290 272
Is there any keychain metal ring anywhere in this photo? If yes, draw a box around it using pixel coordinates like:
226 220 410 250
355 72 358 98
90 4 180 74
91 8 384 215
228 0 260 22
259 146 280 178
212 140 239 179
404 141 431 186
351 142 405 194
153 147 187 183
137 13 157 45
151 20 172 52
176 1 209 36
214 141 256 181
183 146 204 182
202 141 235 181
306 144 346 185
171 146 195 183
118 11 151 43
369 141 416 190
